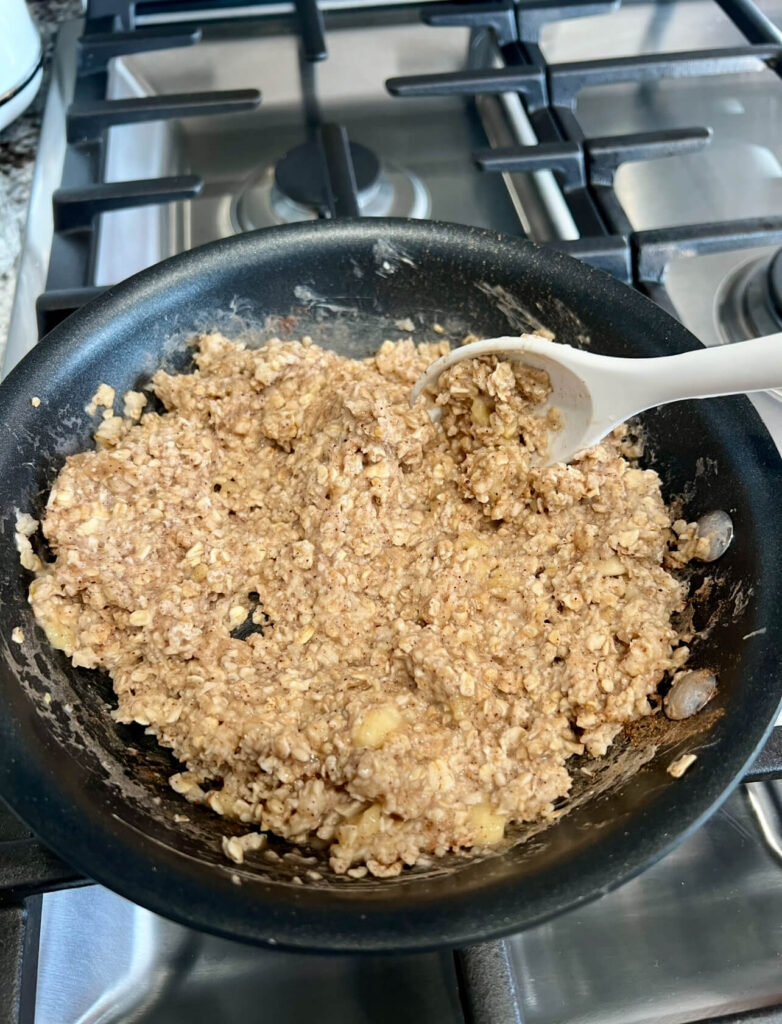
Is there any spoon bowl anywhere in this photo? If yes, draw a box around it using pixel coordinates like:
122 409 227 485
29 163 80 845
410 332 782 465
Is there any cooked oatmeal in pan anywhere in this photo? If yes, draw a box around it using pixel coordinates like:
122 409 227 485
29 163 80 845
21 333 707 877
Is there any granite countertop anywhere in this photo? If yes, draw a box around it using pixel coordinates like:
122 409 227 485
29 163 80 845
0 0 84 361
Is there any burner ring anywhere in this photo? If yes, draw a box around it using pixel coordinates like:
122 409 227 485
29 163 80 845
717 248 782 402
231 153 431 231
718 251 782 342
274 139 381 209
767 248 782 323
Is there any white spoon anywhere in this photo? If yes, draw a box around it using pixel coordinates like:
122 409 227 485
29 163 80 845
410 333 782 465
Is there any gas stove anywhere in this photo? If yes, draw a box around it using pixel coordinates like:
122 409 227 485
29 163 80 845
4 0 782 1021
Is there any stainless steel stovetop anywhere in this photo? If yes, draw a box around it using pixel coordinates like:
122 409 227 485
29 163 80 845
35 782 782 1023
5 0 782 1021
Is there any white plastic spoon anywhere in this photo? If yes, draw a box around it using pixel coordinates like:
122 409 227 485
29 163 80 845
410 333 782 465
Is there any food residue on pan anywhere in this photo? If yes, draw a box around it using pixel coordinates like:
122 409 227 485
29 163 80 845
20 332 715 877
222 831 267 865
394 318 415 332
668 753 698 778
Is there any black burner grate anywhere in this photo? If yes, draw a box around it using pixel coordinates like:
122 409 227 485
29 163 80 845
387 0 782 312
0 800 78 1024
35 19 261 335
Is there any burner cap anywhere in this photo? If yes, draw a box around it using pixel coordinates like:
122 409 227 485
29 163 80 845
274 139 381 209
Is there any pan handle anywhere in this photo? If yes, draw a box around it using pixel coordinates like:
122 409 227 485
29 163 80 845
454 940 524 1024
743 726 782 782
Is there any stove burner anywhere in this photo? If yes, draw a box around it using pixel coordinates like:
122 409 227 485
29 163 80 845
718 248 782 340
275 138 380 208
232 144 431 230
717 249 782 401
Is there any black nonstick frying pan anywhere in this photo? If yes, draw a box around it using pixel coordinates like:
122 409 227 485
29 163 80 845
1 219 781 953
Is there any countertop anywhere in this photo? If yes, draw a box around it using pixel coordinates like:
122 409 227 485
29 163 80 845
0 0 83 363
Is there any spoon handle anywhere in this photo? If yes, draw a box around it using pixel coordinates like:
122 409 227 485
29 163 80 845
621 332 782 409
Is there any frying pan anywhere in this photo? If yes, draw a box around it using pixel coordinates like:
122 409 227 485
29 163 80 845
1 219 781 953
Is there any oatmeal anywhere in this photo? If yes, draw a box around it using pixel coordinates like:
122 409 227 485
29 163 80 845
26 333 697 877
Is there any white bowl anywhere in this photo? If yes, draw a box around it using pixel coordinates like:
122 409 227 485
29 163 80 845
0 0 43 132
